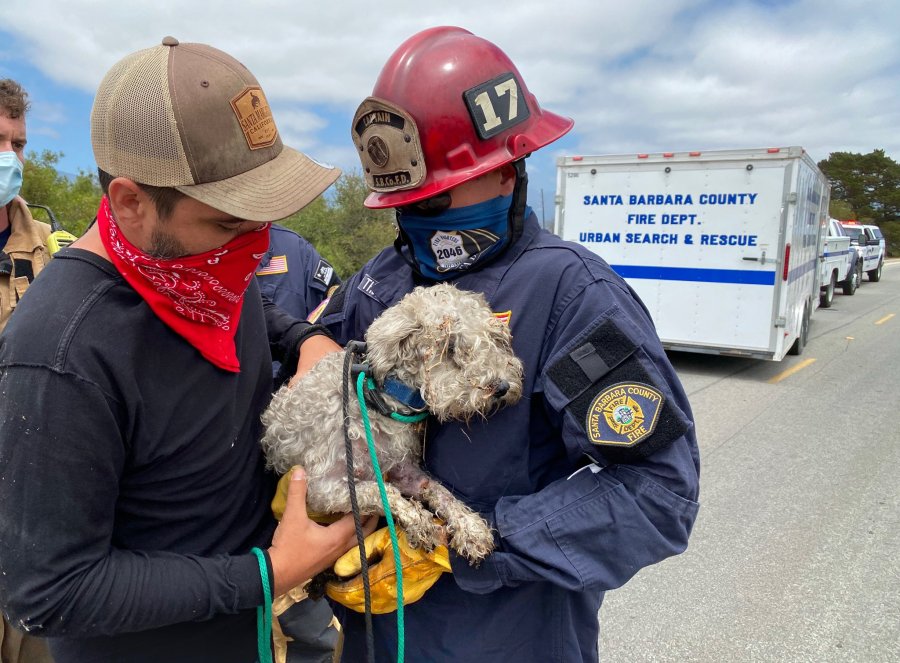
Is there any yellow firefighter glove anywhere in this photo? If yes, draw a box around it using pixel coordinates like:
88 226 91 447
325 526 451 614
271 469 342 524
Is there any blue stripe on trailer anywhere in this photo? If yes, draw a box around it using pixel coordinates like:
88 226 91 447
611 265 776 285
787 258 817 283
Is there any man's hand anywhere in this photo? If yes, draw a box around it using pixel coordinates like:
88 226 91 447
290 334 342 387
326 526 451 614
268 466 377 597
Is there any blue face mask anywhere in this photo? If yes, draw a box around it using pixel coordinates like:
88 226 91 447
0 152 24 208
398 194 512 281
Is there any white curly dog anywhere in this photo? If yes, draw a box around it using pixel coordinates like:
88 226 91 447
260 283 523 564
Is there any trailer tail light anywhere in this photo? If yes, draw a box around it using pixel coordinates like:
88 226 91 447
637 154 649 159
767 148 781 153
783 243 791 281
572 156 583 162
663 152 674 158
689 151 701 157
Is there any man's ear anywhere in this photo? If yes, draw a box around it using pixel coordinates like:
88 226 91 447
106 178 154 233
498 163 517 196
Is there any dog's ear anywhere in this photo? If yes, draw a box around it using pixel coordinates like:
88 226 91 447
365 310 425 376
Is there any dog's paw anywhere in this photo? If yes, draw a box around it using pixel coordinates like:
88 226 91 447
404 519 439 552
447 513 495 565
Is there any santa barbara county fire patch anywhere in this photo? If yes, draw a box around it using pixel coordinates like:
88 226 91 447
585 382 664 447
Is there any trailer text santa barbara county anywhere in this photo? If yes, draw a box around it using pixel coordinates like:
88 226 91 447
554 147 831 360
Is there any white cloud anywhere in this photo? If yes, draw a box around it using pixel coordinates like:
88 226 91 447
1 0 897 189
29 100 67 125
28 126 60 139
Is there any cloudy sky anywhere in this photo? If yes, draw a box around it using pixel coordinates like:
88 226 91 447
1 0 898 224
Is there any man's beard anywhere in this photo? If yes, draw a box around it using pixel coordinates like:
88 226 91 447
147 224 188 259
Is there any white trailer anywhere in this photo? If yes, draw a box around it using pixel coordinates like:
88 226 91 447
554 147 831 360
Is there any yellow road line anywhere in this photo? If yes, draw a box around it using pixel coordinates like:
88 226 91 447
768 358 817 384
875 313 895 325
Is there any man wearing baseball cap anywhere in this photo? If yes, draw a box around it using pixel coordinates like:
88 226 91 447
0 38 370 663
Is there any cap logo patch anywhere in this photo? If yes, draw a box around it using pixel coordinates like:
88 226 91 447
231 86 277 150
585 382 664 447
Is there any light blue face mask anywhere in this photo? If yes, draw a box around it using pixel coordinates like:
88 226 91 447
0 152 24 208
397 194 513 281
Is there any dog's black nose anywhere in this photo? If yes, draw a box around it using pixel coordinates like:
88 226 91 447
493 380 510 398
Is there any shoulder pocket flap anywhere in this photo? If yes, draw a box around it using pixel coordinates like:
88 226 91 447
543 306 646 409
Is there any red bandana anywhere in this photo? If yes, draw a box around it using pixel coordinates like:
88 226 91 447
97 196 270 372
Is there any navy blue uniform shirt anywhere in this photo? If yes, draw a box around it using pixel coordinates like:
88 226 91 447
256 224 339 382
256 224 338 321
321 213 700 662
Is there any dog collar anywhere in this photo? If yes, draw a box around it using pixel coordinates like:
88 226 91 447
346 341 428 418
381 375 427 412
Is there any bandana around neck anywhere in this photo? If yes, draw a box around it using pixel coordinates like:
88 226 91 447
96 196 270 372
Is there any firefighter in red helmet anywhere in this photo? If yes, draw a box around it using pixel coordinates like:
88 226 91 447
320 27 700 662
350 26 573 281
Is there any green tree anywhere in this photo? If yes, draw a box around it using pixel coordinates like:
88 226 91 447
279 170 396 277
819 149 900 256
828 199 854 221
21 150 102 236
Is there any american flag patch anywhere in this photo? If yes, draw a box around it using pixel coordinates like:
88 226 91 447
256 255 288 276
493 310 512 326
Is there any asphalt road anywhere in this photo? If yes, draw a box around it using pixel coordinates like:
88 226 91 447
599 260 900 662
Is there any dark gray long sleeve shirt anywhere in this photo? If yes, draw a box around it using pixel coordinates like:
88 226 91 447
0 249 305 663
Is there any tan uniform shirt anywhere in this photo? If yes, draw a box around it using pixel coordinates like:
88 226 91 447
0 197 51 333
0 197 54 660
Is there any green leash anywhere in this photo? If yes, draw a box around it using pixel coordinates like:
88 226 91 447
355 372 427 663
251 547 273 663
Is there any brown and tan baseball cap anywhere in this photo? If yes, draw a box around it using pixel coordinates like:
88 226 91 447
91 36 339 222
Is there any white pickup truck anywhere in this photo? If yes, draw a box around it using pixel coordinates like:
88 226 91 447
840 221 886 282
819 218 855 306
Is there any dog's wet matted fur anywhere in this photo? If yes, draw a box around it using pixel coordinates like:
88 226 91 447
260 283 523 563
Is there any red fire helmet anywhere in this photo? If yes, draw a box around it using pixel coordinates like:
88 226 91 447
351 26 574 209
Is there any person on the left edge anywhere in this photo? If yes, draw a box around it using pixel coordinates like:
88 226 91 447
0 37 371 663
0 79 51 335
0 75 55 663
